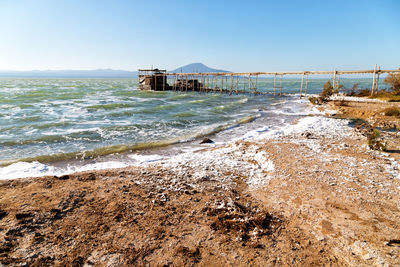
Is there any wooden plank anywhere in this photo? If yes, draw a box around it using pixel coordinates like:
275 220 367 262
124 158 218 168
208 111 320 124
166 68 400 77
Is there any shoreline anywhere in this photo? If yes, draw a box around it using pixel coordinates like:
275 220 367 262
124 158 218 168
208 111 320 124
0 95 305 180
1 97 400 265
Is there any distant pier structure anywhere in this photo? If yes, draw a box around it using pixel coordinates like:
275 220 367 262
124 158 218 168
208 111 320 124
138 68 203 92
138 69 170 91
138 66 400 96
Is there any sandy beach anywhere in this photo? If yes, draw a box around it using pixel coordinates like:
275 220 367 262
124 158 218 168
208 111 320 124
1 98 400 266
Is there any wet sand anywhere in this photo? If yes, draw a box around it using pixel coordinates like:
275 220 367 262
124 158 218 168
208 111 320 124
1 98 400 266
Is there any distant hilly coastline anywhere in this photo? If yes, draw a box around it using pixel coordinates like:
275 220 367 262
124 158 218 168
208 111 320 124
168 63 230 74
0 63 230 78
0 69 138 78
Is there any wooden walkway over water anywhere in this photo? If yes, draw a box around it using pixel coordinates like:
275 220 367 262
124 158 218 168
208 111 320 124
139 65 400 96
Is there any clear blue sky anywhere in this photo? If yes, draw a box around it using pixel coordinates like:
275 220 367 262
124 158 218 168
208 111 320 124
0 0 399 72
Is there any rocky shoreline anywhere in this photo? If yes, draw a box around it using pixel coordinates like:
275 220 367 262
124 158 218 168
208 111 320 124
1 98 399 266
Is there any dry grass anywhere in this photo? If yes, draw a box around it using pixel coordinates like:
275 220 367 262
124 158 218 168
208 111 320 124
372 91 400 101
333 100 349 107
383 107 400 117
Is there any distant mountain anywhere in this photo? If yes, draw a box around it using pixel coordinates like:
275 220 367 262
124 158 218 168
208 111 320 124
0 69 138 78
0 63 229 78
169 63 230 73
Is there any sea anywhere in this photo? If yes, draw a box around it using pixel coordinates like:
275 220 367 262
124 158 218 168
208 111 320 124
0 77 377 179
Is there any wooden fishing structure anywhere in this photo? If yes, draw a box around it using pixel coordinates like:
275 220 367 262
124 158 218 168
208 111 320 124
138 65 400 96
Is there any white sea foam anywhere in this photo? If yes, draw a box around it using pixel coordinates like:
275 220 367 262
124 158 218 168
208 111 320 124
0 161 56 180
0 160 131 180
0 96 355 181
128 154 164 163
329 95 386 103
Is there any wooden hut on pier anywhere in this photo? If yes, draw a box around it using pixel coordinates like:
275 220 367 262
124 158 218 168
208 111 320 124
138 69 170 91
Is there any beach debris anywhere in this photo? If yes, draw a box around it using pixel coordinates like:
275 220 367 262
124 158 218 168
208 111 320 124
205 197 281 242
353 121 387 151
0 210 7 220
54 175 70 180
77 172 96 181
302 132 313 139
386 239 400 246
200 138 214 144
15 212 33 220
175 246 201 261
367 129 387 151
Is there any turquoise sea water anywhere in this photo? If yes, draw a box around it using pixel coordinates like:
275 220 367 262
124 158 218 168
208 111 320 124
0 77 378 165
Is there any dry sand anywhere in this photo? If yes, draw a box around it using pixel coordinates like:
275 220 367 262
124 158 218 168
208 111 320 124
1 98 400 266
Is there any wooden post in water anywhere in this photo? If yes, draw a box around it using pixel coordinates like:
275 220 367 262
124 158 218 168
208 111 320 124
220 76 224 94
337 74 341 93
229 75 233 95
332 70 336 89
162 75 165 91
203 75 206 92
376 66 381 93
273 74 277 96
202 74 205 93
305 74 309 96
248 74 251 96
199 74 201 93
371 64 377 96
255 74 258 95
174 75 177 91
236 76 239 94
300 73 304 97
225 76 228 94
280 75 283 96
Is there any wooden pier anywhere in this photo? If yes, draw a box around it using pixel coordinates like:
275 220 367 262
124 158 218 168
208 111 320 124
138 66 400 96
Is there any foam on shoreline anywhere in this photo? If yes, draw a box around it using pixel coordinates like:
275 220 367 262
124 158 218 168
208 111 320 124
0 97 366 180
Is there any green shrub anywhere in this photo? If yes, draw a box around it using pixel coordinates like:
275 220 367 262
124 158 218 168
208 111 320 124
320 81 334 101
367 129 387 151
384 71 400 94
334 84 343 94
356 89 371 97
370 90 400 101
308 96 320 105
344 83 358 96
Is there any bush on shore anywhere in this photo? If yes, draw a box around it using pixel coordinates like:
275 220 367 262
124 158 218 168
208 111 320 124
367 129 387 151
370 90 400 101
384 71 400 95
383 107 400 117
333 100 349 107
308 80 336 105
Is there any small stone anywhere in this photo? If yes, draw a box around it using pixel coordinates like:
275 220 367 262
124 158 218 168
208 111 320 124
200 138 214 144
55 175 70 180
